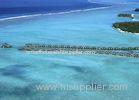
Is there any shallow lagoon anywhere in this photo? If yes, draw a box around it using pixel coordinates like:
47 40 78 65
0 3 139 100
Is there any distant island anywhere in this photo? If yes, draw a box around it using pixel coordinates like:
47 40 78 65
113 22 139 34
113 8 139 34
118 13 134 19
135 8 139 12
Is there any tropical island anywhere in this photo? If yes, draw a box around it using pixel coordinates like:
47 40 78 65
112 22 139 33
112 21 139 33
118 13 134 19
135 8 139 12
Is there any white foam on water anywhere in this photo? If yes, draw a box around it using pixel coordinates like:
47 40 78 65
0 14 43 21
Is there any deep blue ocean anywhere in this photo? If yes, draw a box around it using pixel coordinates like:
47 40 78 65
0 2 108 19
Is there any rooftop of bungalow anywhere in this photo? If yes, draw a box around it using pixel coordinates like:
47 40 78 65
0 43 12 48
19 44 139 51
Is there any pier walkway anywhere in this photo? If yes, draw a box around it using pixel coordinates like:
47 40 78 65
19 44 139 58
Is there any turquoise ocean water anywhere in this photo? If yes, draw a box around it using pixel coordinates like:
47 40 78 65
0 3 139 100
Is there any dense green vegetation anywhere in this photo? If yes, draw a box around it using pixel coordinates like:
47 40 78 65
113 22 139 33
118 13 134 19
135 8 139 12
